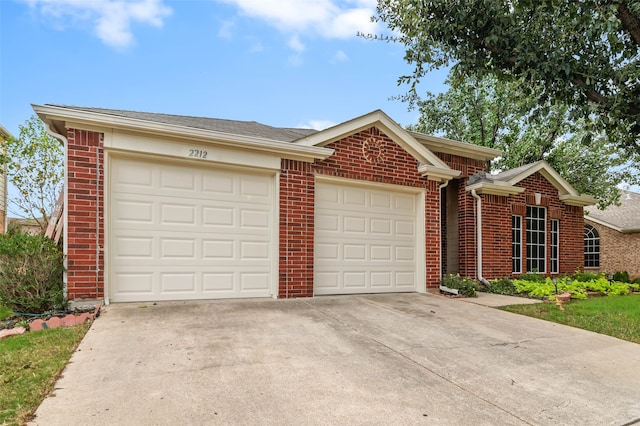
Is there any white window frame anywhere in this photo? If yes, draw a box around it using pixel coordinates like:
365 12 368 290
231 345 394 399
526 206 546 273
512 215 522 274
550 219 559 274
584 224 600 268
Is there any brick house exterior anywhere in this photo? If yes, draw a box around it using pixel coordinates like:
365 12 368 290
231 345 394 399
34 105 595 303
584 190 640 279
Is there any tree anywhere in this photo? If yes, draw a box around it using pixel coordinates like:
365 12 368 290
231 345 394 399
409 73 639 208
374 0 640 158
2 116 64 234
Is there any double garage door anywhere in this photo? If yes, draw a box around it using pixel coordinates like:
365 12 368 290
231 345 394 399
109 156 422 302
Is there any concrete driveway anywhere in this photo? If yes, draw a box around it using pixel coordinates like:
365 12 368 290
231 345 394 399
31 293 640 425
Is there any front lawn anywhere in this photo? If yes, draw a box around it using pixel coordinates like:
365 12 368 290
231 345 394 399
500 295 640 344
0 324 89 426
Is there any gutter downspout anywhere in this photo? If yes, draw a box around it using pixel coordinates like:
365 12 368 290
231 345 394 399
471 189 490 286
44 124 69 301
439 180 449 279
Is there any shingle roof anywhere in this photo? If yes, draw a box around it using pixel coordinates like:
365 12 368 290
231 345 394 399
585 190 640 232
48 105 318 142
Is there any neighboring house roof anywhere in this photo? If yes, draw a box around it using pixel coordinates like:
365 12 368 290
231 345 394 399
585 190 640 233
466 160 596 206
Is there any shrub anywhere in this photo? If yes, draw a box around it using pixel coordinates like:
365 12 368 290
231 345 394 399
0 233 65 313
572 271 603 282
612 271 630 283
518 272 546 282
483 277 519 295
440 274 478 297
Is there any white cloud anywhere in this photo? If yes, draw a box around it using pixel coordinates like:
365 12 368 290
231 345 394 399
288 35 306 52
330 49 349 63
22 0 172 49
298 119 336 130
217 0 379 39
218 19 235 40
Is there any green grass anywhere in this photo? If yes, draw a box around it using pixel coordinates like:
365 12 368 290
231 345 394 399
0 304 13 321
500 295 640 344
0 324 89 426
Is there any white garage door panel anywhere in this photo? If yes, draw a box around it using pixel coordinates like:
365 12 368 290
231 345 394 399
314 182 421 295
109 157 274 302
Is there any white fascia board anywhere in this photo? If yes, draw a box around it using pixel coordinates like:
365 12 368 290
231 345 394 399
294 110 451 169
0 125 13 139
466 181 525 196
559 194 597 207
507 160 578 196
32 104 333 162
417 164 461 182
409 131 502 162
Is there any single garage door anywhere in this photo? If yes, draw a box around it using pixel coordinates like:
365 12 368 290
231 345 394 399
314 180 423 295
109 156 276 302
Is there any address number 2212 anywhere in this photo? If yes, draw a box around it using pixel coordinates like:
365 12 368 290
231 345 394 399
188 149 208 159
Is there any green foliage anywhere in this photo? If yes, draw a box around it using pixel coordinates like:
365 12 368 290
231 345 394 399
0 233 65 314
518 272 546 283
374 0 640 161
613 271 631 283
0 304 12 321
486 274 637 300
483 277 519 295
440 274 479 297
406 71 638 208
2 116 64 235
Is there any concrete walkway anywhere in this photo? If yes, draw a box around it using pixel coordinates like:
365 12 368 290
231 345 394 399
30 293 640 425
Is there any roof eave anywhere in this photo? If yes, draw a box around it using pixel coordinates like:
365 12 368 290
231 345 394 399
294 110 451 169
466 181 525 196
559 194 597 207
32 104 333 162
417 164 461 182
409 131 502 162
584 216 640 233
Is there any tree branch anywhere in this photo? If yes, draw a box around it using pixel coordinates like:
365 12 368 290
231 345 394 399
617 2 640 47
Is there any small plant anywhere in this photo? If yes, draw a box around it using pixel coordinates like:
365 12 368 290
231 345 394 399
0 233 65 314
612 271 630 283
572 271 603 282
440 274 479 297
483 277 519 295
518 271 546 283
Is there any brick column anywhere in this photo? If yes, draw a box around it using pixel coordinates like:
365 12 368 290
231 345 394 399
66 129 104 300
279 160 315 297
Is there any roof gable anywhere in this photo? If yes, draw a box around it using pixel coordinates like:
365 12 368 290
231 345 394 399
294 110 460 182
467 160 596 206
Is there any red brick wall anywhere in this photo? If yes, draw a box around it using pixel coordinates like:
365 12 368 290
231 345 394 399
585 220 640 279
436 154 487 278
66 128 104 300
278 127 442 296
479 172 585 280
279 160 315 297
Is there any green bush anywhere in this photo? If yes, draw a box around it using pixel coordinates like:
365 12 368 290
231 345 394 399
440 274 478 297
572 271 603 282
483 277 520 295
0 233 65 313
518 272 547 282
612 271 630 283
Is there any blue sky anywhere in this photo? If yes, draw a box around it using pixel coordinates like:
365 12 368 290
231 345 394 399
1 0 450 138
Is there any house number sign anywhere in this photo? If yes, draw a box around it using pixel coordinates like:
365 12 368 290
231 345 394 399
187 149 208 159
